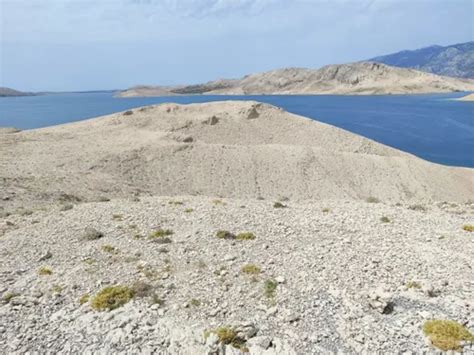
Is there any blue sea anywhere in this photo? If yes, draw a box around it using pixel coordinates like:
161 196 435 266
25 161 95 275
1 92 473 167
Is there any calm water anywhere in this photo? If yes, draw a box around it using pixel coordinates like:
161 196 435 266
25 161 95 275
1 92 473 167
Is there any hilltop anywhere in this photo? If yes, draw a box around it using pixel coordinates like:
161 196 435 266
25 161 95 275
118 62 474 97
370 41 474 79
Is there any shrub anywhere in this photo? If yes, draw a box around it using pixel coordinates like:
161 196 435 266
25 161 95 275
273 202 286 208
149 229 174 238
169 200 184 205
101 245 119 254
189 298 201 307
112 214 123 221
409 204 426 212
184 208 194 213
380 216 390 223
91 286 134 311
206 326 247 350
462 225 474 232
236 232 256 240
38 266 53 276
423 319 474 351
241 264 261 275
406 281 422 289
264 279 277 298
123 110 134 116
322 208 330 213
216 230 235 240
366 197 380 203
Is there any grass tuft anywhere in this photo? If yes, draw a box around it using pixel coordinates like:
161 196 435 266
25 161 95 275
216 230 236 240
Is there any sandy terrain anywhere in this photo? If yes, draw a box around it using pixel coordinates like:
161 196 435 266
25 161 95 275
118 62 474 97
1 101 473 354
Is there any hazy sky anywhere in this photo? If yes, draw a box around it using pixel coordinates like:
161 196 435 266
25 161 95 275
1 0 473 91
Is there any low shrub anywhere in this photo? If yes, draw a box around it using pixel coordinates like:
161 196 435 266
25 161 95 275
423 319 474 351
91 286 134 311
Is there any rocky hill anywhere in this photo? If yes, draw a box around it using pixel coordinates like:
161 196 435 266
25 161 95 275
370 41 474 79
118 62 474 97
1 102 473 354
0 87 35 97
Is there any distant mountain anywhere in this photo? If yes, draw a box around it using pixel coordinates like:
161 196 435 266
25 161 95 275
0 87 35 97
118 62 474 97
369 42 474 79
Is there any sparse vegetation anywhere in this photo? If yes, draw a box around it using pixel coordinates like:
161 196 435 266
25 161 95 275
322 208 330 213
51 284 63 293
148 229 173 243
38 266 53 276
273 202 286 208
406 281 422 289
189 298 201 307
112 214 123 220
423 319 474 351
212 199 226 205
380 216 391 223
184 208 194 213
366 197 380 203
409 204 427 212
462 224 474 232
206 326 247 351
264 279 277 298
101 244 119 254
216 230 236 239
169 200 184 205
91 286 134 311
241 264 261 275
149 229 174 238
236 232 256 240
133 234 144 240
2 292 19 303
79 294 90 305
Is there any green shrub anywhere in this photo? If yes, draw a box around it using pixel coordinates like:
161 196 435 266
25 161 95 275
236 232 256 240
406 281 422 289
149 229 174 238
423 319 474 351
189 298 201 307
91 286 134 311
38 266 53 276
184 208 194 213
206 326 247 350
462 225 474 232
264 279 277 298
380 216 390 223
273 202 286 208
101 244 119 254
216 230 235 239
241 264 261 275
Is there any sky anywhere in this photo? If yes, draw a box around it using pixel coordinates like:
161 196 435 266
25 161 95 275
0 0 473 91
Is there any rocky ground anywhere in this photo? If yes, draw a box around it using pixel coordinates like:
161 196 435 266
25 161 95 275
1 195 473 354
